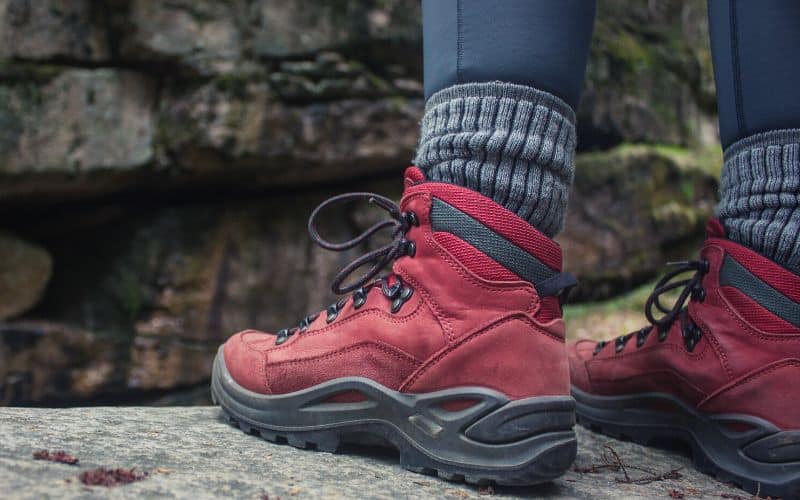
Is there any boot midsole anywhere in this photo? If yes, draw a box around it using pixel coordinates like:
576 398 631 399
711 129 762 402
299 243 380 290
212 347 576 471
571 385 800 491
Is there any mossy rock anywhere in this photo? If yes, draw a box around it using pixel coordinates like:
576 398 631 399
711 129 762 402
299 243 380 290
559 143 719 301
0 233 52 320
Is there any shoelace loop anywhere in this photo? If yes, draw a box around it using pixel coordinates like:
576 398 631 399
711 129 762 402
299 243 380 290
308 192 418 295
595 259 709 355
274 192 418 345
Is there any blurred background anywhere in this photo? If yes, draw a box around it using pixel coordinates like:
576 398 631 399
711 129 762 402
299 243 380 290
1 0 721 407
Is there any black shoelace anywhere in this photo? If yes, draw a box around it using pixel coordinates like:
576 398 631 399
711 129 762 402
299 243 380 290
274 193 418 345
594 259 710 356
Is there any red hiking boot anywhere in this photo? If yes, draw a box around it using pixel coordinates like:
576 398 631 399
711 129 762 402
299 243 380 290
569 219 800 498
212 167 578 485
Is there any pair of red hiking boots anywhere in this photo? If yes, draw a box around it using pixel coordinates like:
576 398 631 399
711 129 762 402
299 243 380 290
211 168 800 498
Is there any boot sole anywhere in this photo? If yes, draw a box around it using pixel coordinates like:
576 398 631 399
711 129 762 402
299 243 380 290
572 385 800 498
211 347 577 486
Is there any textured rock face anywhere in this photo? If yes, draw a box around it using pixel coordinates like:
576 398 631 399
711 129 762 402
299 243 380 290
579 0 717 150
0 321 120 405
0 0 109 61
0 0 714 203
0 407 747 499
159 77 422 185
0 69 156 177
250 0 421 58
560 145 719 301
4 183 391 403
116 0 245 75
0 234 52 320
0 0 722 404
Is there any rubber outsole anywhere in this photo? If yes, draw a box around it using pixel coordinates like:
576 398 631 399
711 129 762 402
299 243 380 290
572 385 800 499
211 347 577 486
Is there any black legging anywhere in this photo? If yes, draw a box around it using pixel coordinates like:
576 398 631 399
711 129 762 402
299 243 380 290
421 0 595 111
708 0 800 148
422 0 800 148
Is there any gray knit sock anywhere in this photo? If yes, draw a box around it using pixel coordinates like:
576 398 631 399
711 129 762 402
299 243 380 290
414 82 576 237
717 129 800 274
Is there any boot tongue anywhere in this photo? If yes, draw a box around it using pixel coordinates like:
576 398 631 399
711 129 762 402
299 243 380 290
404 166 425 187
705 218 726 238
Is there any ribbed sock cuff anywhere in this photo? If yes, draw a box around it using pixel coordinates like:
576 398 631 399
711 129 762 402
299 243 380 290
414 82 576 237
717 129 800 273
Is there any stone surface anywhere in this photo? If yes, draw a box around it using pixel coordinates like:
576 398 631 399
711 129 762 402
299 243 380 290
0 233 51 319
0 321 122 405
0 69 156 177
0 407 746 499
578 1 718 150
2 181 399 404
0 0 109 61
559 145 719 301
159 78 422 185
0 0 718 204
113 0 245 76
250 0 421 58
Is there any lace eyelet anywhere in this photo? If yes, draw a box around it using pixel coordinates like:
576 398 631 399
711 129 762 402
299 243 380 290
404 240 416 257
276 327 297 345
390 298 403 313
615 335 631 353
299 313 319 332
352 288 367 309
636 328 649 348
657 328 669 342
405 211 419 227
593 341 607 356
382 280 403 299
390 287 413 313
694 288 706 302
275 329 289 345
326 304 339 323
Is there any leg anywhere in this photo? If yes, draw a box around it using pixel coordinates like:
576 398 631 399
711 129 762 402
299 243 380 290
213 1 589 486
568 4 800 497
416 0 596 237
422 0 595 108
710 0 800 273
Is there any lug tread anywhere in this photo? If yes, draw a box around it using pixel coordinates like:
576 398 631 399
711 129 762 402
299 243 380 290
219 406 575 487
576 415 799 499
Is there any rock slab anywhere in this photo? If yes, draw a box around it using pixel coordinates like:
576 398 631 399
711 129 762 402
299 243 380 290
0 233 52 320
0 407 746 499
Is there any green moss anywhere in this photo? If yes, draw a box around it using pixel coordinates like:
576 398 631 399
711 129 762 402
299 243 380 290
0 62 63 83
651 201 701 230
564 279 682 322
109 268 144 322
679 179 696 201
604 30 656 72
577 143 721 182
213 70 265 99
387 96 408 112
564 280 654 322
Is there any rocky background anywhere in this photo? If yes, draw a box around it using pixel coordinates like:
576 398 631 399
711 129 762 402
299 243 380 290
1 0 721 406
